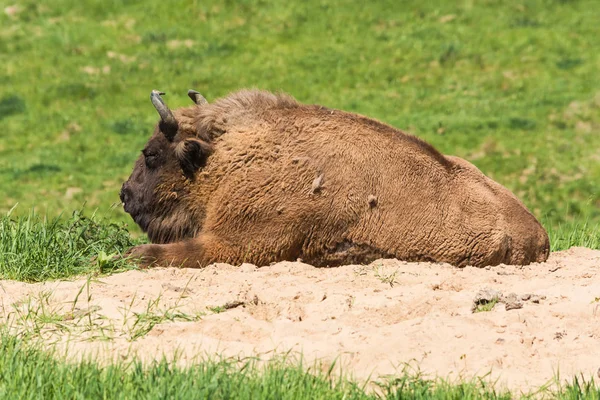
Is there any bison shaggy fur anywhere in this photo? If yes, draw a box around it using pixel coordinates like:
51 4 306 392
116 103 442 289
120 89 550 268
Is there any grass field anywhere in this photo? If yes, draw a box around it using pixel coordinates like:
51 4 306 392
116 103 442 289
1 0 599 397
2 333 600 399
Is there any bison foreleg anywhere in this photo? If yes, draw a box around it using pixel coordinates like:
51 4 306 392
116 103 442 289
124 234 237 268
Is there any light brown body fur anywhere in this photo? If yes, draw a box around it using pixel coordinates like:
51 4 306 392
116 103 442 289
122 90 550 268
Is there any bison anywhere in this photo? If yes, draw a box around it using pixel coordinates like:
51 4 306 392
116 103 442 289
120 89 550 268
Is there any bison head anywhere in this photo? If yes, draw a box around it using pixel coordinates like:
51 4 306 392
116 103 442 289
120 90 211 243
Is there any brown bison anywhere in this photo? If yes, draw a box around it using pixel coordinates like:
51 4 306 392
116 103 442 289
120 89 550 268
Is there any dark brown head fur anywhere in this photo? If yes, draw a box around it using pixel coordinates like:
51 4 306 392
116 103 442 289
120 100 214 243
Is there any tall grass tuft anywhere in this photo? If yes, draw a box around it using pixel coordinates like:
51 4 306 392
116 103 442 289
0 208 138 282
547 221 600 252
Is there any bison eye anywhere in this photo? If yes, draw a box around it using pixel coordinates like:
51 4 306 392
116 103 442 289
142 150 160 169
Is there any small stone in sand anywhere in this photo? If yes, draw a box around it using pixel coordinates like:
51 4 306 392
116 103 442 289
502 293 524 310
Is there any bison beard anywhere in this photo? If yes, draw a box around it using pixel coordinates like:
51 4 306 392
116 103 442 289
120 89 550 268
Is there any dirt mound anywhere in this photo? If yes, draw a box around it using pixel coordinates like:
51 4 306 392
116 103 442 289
1 247 599 393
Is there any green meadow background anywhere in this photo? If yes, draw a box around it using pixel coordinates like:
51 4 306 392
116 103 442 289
2 0 599 238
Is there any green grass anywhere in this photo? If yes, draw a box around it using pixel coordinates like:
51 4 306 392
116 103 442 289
547 220 600 251
0 208 139 282
1 333 599 400
474 297 499 313
1 0 599 238
126 291 204 341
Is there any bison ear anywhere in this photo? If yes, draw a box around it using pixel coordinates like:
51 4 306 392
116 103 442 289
175 138 212 177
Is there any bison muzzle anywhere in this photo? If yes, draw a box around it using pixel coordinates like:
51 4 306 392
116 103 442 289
120 89 550 268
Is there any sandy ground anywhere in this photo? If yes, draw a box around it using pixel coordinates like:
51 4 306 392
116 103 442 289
1 247 599 394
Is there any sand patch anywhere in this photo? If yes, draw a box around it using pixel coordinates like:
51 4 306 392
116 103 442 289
1 247 599 393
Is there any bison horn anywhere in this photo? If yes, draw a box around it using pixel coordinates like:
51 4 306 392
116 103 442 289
150 90 178 133
187 89 207 105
